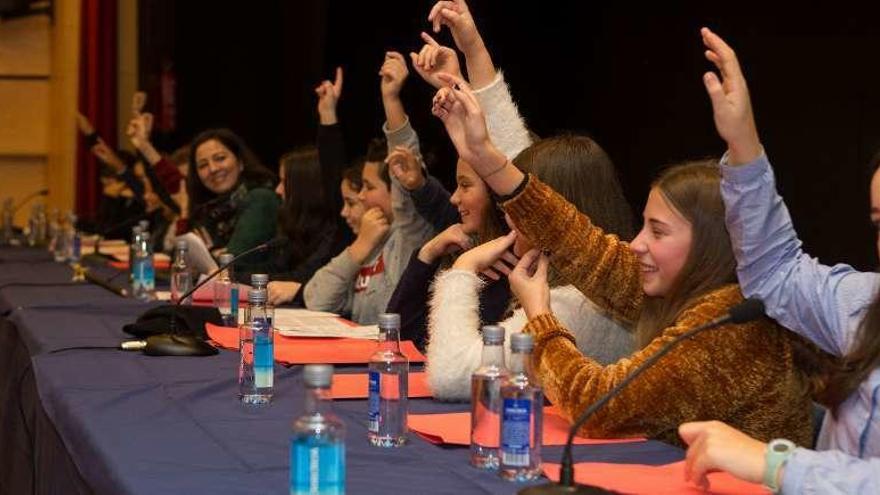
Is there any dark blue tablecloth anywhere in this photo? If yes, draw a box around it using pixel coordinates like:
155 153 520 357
0 247 684 495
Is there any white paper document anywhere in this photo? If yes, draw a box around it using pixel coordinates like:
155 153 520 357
272 308 378 339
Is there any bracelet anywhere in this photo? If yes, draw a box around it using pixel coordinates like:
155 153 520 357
483 159 509 178
492 173 531 203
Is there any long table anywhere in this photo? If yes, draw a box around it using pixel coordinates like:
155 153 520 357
0 247 684 494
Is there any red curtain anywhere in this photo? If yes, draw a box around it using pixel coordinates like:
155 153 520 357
76 0 118 221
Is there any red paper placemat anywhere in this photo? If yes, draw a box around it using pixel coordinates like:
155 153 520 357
408 406 645 446
331 372 432 399
542 460 768 494
205 323 426 364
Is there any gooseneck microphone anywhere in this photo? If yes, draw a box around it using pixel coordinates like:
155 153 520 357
121 236 288 356
12 188 49 214
519 298 766 495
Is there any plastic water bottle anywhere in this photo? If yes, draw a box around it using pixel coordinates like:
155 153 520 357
128 225 143 283
1 198 14 245
27 204 47 247
65 213 81 263
132 231 156 301
239 288 274 404
499 333 543 481
47 208 60 253
367 313 408 447
35 204 47 246
170 240 193 304
470 325 509 469
214 253 240 326
250 273 274 327
290 364 345 495
52 210 68 262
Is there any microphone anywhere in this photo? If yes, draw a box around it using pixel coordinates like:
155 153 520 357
519 298 766 495
12 188 49 214
121 236 288 357
83 268 130 297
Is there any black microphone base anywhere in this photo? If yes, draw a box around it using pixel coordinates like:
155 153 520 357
519 482 617 494
144 334 218 357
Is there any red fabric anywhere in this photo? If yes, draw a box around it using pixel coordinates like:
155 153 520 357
76 0 118 220
153 156 183 193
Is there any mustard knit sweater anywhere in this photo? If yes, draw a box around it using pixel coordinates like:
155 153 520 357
502 176 814 447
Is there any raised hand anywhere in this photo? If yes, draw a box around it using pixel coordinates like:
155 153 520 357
679 421 767 491
452 230 519 280
126 112 161 165
428 0 481 54
349 207 391 263
508 248 551 319
76 112 96 136
315 67 343 125
91 141 126 172
126 113 152 149
379 51 409 99
386 145 425 191
410 32 463 89
131 91 147 116
418 223 473 264
431 73 507 176
701 27 762 165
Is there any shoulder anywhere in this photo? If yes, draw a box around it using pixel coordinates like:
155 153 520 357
243 187 280 204
670 284 783 345
675 284 744 326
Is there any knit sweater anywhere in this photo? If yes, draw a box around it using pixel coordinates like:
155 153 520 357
502 176 815 447
427 269 634 401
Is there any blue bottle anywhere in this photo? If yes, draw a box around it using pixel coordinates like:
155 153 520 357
250 273 273 328
499 333 543 481
132 231 155 301
290 364 346 495
367 313 408 447
239 288 273 404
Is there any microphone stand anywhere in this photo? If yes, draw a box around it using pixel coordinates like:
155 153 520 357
12 188 49 215
519 299 765 494
126 238 284 356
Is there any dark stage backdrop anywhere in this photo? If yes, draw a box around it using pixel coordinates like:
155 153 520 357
140 1 880 270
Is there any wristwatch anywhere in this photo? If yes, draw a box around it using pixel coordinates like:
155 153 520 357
763 438 795 493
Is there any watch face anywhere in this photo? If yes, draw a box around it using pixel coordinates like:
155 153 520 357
772 443 789 453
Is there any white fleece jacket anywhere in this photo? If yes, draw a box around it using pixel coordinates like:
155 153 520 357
426 269 634 401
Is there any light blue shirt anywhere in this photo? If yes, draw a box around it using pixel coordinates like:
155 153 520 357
720 153 880 494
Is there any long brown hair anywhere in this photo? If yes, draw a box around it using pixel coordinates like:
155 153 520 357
277 147 335 266
634 160 738 345
820 153 880 414
514 135 636 287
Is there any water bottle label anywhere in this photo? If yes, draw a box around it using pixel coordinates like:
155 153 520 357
230 285 240 319
72 234 81 260
253 319 273 388
132 259 154 291
368 370 380 432
290 440 345 495
501 398 531 467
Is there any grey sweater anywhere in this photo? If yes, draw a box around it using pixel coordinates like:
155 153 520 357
302 119 435 324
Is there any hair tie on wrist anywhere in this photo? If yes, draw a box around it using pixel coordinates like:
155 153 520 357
483 160 508 178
